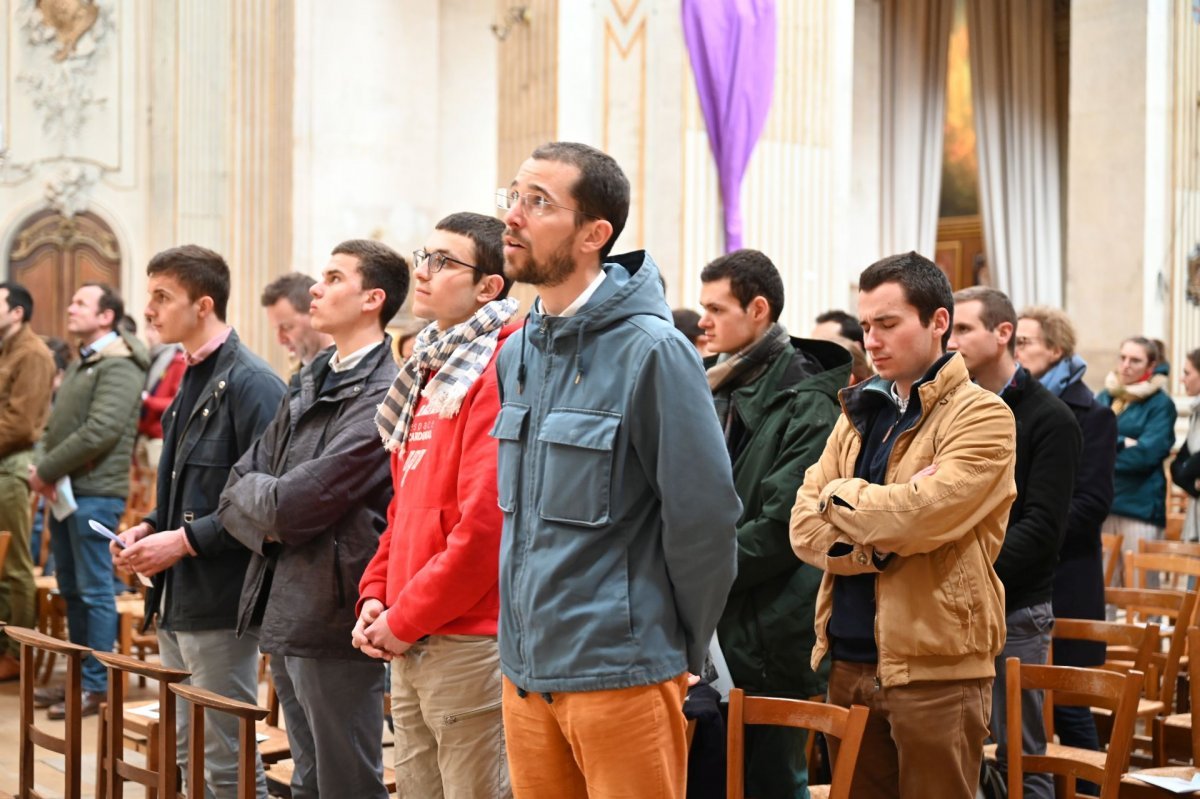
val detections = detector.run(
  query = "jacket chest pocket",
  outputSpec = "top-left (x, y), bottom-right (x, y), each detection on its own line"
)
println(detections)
top-left (536, 409), bottom-right (620, 527)
top-left (490, 403), bottom-right (530, 513)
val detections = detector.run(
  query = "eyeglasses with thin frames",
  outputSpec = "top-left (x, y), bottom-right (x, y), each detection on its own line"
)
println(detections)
top-left (495, 188), bottom-right (599, 219)
top-left (412, 249), bottom-right (485, 275)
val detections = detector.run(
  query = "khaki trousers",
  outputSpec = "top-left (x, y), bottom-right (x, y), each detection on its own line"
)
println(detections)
top-left (0, 451), bottom-right (35, 658)
top-left (827, 660), bottom-right (992, 799)
top-left (502, 674), bottom-right (689, 799)
top-left (391, 635), bottom-right (509, 798)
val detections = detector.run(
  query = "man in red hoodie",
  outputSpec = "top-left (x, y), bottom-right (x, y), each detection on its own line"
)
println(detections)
top-left (354, 211), bottom-right (518, 798)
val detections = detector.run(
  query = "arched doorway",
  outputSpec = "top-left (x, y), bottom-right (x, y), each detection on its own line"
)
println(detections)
top-left (6, 209), bottom-right (122, 341)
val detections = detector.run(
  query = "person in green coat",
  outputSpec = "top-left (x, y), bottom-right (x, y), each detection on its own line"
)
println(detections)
top-left (699, 250), bottom-right (851, 799)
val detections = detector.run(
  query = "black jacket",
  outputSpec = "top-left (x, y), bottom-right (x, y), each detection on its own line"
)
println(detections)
top-left (143, 330), bottom-right (286, 632)
top-left (995, 367), bottom-right (1081, 613)
top-left (220, 340), bottom-right (398, 659)
top-left (1052, 377), bottom-right (1117, 667)
top-left (1170, 431), bottom-right (1200, 498)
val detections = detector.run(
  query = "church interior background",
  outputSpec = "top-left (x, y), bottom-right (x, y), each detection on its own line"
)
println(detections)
top-left (1, 0), bottom-right (1198, 392)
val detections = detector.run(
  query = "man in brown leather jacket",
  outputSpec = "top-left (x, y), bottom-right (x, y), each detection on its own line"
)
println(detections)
top-left (791, 252), bottom-right (1017, 799)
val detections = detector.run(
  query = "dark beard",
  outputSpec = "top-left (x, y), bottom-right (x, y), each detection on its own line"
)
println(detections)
top-left (504, 240), bottom-right (575, 287)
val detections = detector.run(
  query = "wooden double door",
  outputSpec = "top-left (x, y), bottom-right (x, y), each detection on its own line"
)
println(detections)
top-left (7, 209), bottom-right (122, 342)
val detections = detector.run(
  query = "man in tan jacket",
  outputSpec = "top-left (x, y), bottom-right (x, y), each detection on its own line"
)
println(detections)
top-left (0, 282), bottom-right (56, 681)
top-left (790, 252), bottom-right (1016, 799)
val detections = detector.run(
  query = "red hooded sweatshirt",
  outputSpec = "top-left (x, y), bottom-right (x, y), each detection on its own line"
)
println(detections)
top-left (357, 322), bottom-right (517, 642)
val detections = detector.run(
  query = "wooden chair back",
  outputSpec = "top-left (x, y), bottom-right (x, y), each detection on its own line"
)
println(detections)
top-left (4, 625), bottom-right (91, 799)
top-left (93, 651), bottom-right (189, 799)
top-left (1005, 658), bottom-right (1142, 799)
top-left (1124, 550), bottom-right (1200, 596)
top-left (1101, 533), bottom-right (1124, 587)
top-left (0, 531), bottom-right (11, 577)
top-left (170, 683), bottom-right (268, 799)
top-left (1104, 587), bottom-right (1196, 709)
top-left (726, 688), bottom-right (868, 799)
top-left (1165, 482), bottom-right (1190, 541)
top-left (1138, 538), bottom-right (1200, 559)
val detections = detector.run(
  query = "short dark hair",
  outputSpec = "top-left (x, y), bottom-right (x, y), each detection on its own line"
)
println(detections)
top-left (953, 286), bottom-right (1017, 354)
top-left (858, 252), bottom-right (954, 349)
top-left (0, 282), bottom-right (34, 323)
top-left (43, 336), bottom-right (71, 372)
top-left (672, 308), bottom-right (702, 342)
top-left (330, 240), bottom-right (410, 329)
top-left (261, 272), bottom-right (316, 313)
top-left (146, 245), bottom-right (231, 321)
top-left (435, 212), bottom-right (511, 300)
top-left (118, 315), bottom-right (138, 335)
top-left (80, 282), bottom-right (125, 331)
top-left (815, 309), bottom-right (863, 345)
top-left (699, 248), bottom-right (785, 322)
top-left (530, 141), bottom-right (630, 259)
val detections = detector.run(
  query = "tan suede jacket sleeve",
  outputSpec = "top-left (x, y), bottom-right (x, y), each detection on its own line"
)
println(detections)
top-left (791, 393), bottom-right (1015, 565)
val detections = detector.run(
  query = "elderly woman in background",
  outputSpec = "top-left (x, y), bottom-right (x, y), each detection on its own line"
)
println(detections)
top-left (1170, 348), bottom-right (1200, 542)
top-left (1097, 336), bottom-right (1178, 587)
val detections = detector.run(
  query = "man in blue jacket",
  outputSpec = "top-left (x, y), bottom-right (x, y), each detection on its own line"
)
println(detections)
top-left (115, 246), bottom-right (285, 798)
top-left (492, 141), bottom-right (740, 798)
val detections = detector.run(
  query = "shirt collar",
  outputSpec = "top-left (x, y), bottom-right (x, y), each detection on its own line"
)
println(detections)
top-left (80, 330), bottom-right (120, 359)
top-left (540, 269), bottom-right (607, 318)
top-left (329, 340), bottom-right (382, 373)
top-left (186, 326), bottom-right (232, 366)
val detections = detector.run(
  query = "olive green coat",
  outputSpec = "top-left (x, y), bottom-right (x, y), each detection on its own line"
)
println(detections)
top-left (715, 337), bottom-right (850, 697)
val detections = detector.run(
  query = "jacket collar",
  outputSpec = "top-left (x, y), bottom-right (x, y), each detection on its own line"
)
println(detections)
top-left (299, 336), bottom-right (393, 406)
top-left (840, 351), bottom-right (965, 435)
top-left (729, 337), bottom-right (852, 429)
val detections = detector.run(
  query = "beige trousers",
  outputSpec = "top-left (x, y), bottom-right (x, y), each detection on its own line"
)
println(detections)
top-left (390, 634), bottom-right (509, 799)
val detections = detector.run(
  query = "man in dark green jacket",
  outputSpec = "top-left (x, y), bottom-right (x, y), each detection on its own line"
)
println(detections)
top-left (30, 283), bottom-right (148, 718)
top-left (699, 250), bottom-right (850, 799)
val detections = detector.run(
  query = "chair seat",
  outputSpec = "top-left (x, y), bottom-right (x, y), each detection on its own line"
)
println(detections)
top-left (1163, 712), bottom-right (1189, 729)
top-left (1120, 767), bottom-right (1200, 798)
top-left (256, 722), bottom-right (293, 765)
top-left (264, 758), bottom-right (396, 797)
top-left (808, 785), bottom-right (830, 799)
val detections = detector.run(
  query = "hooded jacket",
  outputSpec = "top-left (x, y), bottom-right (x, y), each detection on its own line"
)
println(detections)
top-left (715, 337), bottom-right (850, 698)
top-left (38, 329), bottom-right (149, 497)
top-left (491, 251), bottom-right (740, 693)
top-left (790, 353), bottom-right (1016, 688)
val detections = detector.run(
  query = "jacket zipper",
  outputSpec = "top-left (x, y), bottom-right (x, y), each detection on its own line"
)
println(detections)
top-left (443, 699), bottom-right (503, 725)
top-left (332, 538), bottom-right (345, 608)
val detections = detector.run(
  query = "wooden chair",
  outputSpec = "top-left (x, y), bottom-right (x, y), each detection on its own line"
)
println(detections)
top-left (0, 531), bottom-right (12, 577)
top-left (1005, 657), bottom-right (1143, 799)
top-left (1124, 550), bottom-right (1200, 595)
top-left (114, 591), bottom-right (159, 692)
top-left (93, 651), bottom-right (189, 799)
top-left (1119, 629), bottom-right (1200, 795)
top-left (170, 683), bottom-right (269, 799)
top-left (4, 625), bottom-right (91, 799)
top-left (725, 688), bottom-right (869, 799)
top-left (1164, 481), bottom-right (1190, 541)
top-left (1138, 538), bottom-right (1200, 559)
top-left (1105, 586), bottom-right (1197, 711)
top-left (1102, 533), bottom-right (1124, 587)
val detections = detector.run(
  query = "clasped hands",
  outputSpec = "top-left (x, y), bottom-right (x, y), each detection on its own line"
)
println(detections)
top-left (110, 522), bottom-right (190, 578)
top-left (352, 599), bottom-right (413, 660)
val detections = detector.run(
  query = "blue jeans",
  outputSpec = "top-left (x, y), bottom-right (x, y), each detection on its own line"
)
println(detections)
top-left (49, 495), bottom-right (125, 693)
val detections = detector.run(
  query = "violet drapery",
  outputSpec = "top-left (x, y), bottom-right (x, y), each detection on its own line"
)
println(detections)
top-left (682, 0), bottom-right (777, 252)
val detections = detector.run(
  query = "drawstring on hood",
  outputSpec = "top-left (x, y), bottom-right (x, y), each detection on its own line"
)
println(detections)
top-left (517, 318), bottom-right (528, 394)
top-left (575, 326), bottom-right (586, 384)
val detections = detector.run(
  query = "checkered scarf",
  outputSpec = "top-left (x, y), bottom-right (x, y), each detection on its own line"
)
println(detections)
top-left (375, 298), bottom-right (519, 454)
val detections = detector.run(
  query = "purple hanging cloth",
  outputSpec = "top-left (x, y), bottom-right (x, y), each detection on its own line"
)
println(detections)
top-left (682, 0), bottom-right (777, 252)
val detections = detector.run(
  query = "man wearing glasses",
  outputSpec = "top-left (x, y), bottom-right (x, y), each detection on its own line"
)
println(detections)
top-left (352, 212), bottom-right (518, 797)
top-left (219, 240), bottom-right (408, 799)
top-left (491, 141), bottom-right (740, 797)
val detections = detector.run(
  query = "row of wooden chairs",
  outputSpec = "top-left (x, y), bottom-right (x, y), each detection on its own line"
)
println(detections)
top-left (3, 625), bottom-right (267, 799)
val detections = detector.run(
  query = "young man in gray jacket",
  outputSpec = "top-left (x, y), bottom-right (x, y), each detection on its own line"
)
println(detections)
top-left (493, 141), bottom-right (740, 797)
top-left (219, 240), bottom-right (407, 799)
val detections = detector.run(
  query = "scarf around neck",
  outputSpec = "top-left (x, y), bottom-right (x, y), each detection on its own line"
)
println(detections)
top-left (1104, 370), bottom-right (1167, 416)
top-left (375, 298), bottom-right (518, 455)
top-left (708, 323), bottom-right (790, 431)
top-left (1039, 354), bottom-right (1088, 398)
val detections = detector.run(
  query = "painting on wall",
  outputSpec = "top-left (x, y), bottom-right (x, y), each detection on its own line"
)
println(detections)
top-left (939, 0), bottom-right (978, 219)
